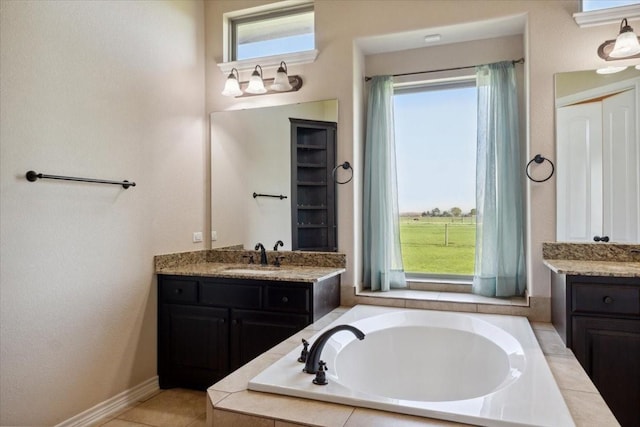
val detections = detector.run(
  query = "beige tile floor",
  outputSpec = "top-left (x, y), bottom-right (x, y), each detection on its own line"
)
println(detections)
top-left (95, 388), bottom-right (206, 427)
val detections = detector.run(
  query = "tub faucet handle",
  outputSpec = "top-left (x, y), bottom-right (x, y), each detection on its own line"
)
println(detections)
top-left (312, 360), bottom-right (328, 385)
top-left (297, 339), bottom-right (309, 363)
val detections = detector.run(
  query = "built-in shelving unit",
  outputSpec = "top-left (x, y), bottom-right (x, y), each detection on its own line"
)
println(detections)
top-left (290, 118), bottom-right (337, 252)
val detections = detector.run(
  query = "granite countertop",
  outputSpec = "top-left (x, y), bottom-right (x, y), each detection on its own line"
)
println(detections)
top-left (156, 262), bottom-right (345, 283)
top-left (542, 242), bottom-right (640, 278)
top-left (154, 248), bottom-right (346, 283)
top-left (542, 259), bottom-right (640, 277)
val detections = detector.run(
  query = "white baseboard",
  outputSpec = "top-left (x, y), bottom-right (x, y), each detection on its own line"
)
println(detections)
top-left (55, 376), bottom-right (159, 427)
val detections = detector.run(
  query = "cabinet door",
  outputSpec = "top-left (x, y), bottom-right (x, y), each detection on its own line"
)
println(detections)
top-left (556, 102), bottom-right (603, 242)
top-left (230, 309), bottom-right (309, 370)
top-left (602, 89), bottom-right (639, 243)
top-left (159, 304), bottom-right (229, 389)
top-left (572, 316), bottom-right (640, 427)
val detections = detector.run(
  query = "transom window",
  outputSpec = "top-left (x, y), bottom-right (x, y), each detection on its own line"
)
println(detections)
top-left (393, 78), bottom-right (477, 279)
top-left (582, 0), bottom-right (640, 11)
top-left (230, 5), bottom-right (314, 61)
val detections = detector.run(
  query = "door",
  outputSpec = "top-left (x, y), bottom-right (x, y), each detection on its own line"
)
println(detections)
top-left (602, 89), bottom-right (639, 243)
top-left (556, 102), bottom-right (603, 241)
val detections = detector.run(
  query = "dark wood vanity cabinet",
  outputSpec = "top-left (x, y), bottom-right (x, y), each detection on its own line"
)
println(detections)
top-left (158, 274), bottom-right (339, 389)
top-left (290, 118), bottom-right (337, 252)
top-left (552, 274), bottom-right (640, 427)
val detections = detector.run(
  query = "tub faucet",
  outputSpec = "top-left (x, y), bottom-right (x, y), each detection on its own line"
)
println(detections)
top-left (303, 325), bottom-right (365, 375)
top-left (254, 243), bottom-right (268, 265)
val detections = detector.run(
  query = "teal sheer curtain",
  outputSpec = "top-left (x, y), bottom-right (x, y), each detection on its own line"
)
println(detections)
top-left (363, 76), bottom-right (407, 291)
top-left (473, 61), bottom-right (526, 297)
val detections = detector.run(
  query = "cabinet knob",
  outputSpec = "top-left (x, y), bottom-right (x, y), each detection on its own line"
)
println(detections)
top-left (603, 296), bottom-right (614, 304)
top-left (174, 288), bottom-right (183, 294)
top-left (281, 296), bottom-right (289, 303)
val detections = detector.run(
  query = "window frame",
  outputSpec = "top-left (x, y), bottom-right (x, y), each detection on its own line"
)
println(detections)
top-left (573, 2), bottom-right (640, 27)
top-left (392, 76), bottom-right (477, 283)
top-left (229, 3), bottom-right (314, 62)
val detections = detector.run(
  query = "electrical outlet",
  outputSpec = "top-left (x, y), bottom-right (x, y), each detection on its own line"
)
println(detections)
top-left (212, 231), bottom-right (218, 241)
top-left (192, 232), bottom-right (203, 243)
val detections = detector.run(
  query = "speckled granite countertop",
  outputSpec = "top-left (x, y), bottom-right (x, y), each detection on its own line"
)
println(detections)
top-left (154, 248), bottom-right (346, 283)
top-left (156, 262), bottom-right (345, 283)
top-left (542, 259), bottom-right (640, 277)
top-left (542, 242), bottom-right (640, 278)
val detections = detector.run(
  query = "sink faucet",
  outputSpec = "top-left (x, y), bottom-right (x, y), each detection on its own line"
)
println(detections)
top-left (273, 240), bottom-right (284, 251)
top-left (254, 243), bottom-right (268, 265)
top-left (303, 325), bottom-right (365, 375)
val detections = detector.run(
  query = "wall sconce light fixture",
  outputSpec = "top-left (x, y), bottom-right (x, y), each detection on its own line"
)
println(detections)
top-left (221, 68), bottom-right (243, 97)
top-left (221, 62), bottom-right (302, 98)
top-left (597, 18), bottom-right (640, 61)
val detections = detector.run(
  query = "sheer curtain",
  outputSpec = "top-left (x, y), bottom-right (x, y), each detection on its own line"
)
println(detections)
top-left (473, 61), bottom-right (526, 297)
top-left (363, 76), bottom-right (406, 291)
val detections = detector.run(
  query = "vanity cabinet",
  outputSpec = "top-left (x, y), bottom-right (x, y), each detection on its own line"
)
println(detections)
top-left (158, 274), bottom-right (340, 389)
top-left (551, 274), bottom-right (640, 427)
top-left (290, 118), bottom-right (337, 251)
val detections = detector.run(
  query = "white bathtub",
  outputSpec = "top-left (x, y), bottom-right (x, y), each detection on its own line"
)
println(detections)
top-left (249, 305), bottom-right (575, 427)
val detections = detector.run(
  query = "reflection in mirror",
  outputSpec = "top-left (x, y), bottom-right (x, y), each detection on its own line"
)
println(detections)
top-left (555, 68), bottom-right (640, 243)
top-left (211, 100), bottom-right (338, 250)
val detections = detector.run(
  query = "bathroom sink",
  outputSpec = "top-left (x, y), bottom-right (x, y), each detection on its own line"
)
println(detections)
top-left (223, 268), bottom-right (279, 275)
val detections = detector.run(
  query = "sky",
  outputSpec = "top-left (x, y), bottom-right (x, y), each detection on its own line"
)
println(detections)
top-left (393, 86), bottom-right (477, 214)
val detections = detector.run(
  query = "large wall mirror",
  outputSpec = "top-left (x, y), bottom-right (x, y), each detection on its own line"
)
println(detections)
top-left (555, 68), bottom-right (640, 243)
top-left (210, 99), bottom-right (338, 250)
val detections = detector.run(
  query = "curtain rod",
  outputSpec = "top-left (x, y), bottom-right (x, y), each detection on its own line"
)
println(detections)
top-left (364, 57), bottom-right (524, 82)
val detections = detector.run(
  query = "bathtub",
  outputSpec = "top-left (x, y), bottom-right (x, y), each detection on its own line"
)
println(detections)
top-left (249, 305), bottom-right (574, 427)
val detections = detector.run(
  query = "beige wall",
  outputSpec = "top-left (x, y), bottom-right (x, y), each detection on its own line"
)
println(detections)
top-left (205, 0), bottom-right (639, 298)
top-left (0, 0), bottom-right (206, 425)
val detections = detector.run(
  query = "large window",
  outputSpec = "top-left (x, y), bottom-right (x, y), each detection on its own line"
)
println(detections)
top-left (230, 5), bottom-right (314, 61)
top-left (393, 79), bottom-right (477, 279)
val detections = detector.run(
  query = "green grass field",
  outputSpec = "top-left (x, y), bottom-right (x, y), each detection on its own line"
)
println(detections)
top-left (399, 217), bottom-right (476, 275)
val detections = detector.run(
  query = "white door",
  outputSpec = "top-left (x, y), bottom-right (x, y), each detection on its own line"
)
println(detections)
top-left (556, 102), bottom-right (603, 242)
top-left (602, 89), bottom-right (639, 243)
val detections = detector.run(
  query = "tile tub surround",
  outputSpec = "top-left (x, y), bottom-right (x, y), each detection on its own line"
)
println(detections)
top-left (154, 249), bottom-right (346, 282)
top-left (206, 307), bottom-right (619, 427)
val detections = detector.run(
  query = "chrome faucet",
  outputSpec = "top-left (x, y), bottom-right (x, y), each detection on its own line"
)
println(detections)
top-left (303, 325), bottom-right (365, 375)
top-left (254, 242), bottom-right (268, 265)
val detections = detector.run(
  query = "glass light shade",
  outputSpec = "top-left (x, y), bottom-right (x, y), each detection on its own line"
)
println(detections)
top-left (245, 67), bottom-right (266, 94)
top-left (271, 69), bottom-right (293, 91)
top-left (596, 65), bottom-right (628, 74)
top-left (610, 28), bottom-right (640, 58)
top-left (221, 75), bottom-right (242, 97)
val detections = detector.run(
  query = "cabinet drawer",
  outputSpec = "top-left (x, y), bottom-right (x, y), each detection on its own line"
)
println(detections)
top-left (572, 284), bottom-right (640, 316)
top-left (160, 278), bottom-right (198, 304)
top-left (264, 285), bottom-right (310, 313)
top-left (201, 282), bottom-right (261, 309)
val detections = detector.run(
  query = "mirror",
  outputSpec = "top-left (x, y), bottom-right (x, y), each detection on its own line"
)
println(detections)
top-left (555, 68), bottom-right (640, 243)
top-left (211, 99), bottom-right (338, 250)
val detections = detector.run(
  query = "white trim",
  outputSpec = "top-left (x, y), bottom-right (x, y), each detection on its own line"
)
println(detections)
top-left (217, 49), bottom-right (318, 77)
top-left (573, 4), bottom-right (640, 28)
top-left (55, 376), bottom-right (159, 427)
top-left (555, 76), bottom-right (639, 107)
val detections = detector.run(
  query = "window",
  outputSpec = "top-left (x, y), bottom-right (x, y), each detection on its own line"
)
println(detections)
top-left (574, 0), bottom-right (640, 27)
top-left (393, 78), bottom-right (477, 279)
top-left (230, 5), bottom-right (314, 61)
top-left (582, 0), bottom-right (639, 12)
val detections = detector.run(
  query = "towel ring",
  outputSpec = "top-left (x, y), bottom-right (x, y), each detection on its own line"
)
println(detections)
top-left (526, 154), bottom-right (554, 183)
top-left (332, 161), bottom-right (353, 184)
